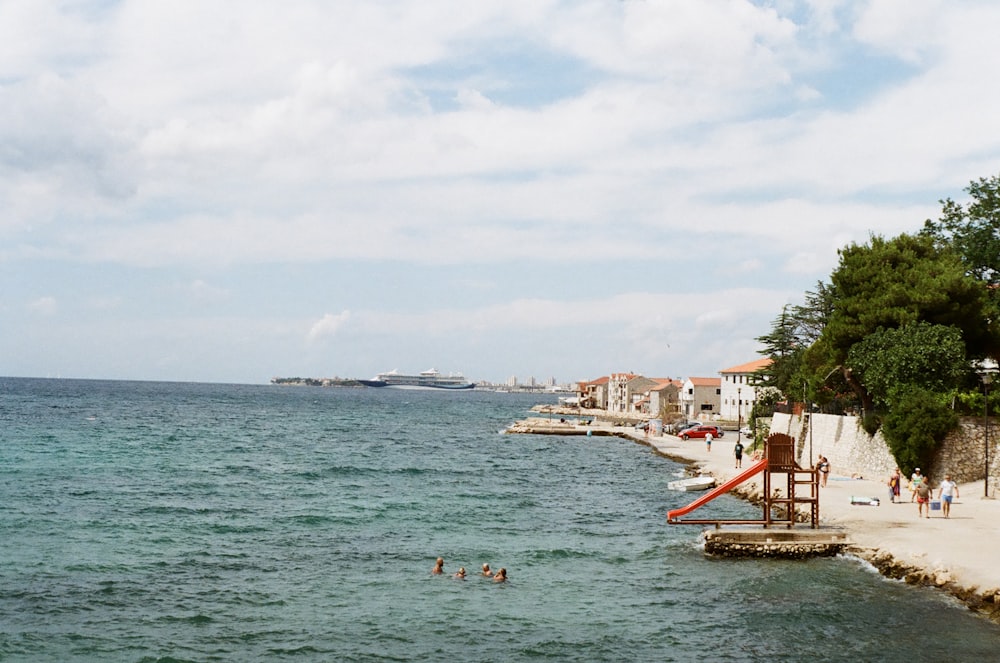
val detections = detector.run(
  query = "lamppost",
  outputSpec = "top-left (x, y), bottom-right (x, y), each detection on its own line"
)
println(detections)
top-left (803, 381), bottom-right (812, 467)
top-left (809, 401), bottom-right (814, 469)
top-left (984, 372), bottom-right (993, 498)
top-left (737, 386), bottom-right (742, 445)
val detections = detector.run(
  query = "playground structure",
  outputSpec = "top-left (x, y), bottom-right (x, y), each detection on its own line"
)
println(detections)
top-left (667, 433), bottom-right (820, 528)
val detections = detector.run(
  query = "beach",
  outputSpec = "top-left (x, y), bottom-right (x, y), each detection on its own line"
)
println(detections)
top-left (645, 425), bottom-right (1000, 620)
top-left (513, 413), bottom-right (1000, 622)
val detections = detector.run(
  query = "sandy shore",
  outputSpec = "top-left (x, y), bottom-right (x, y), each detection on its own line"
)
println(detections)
top-left (636, 426), bottom-right (1000, 622)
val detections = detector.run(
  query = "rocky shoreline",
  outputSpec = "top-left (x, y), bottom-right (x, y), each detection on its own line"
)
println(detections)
top-left (851, 548), bottom-right (1000, 623)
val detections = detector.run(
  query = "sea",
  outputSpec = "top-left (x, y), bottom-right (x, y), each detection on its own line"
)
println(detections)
top-left (1, 377), bottom-right (998, 662)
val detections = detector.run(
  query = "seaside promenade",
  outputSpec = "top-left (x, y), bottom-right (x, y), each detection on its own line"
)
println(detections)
top-left (509, 414), bottom-right (1000, 622)
top-left (644, 425), bottom-right (1000, 621)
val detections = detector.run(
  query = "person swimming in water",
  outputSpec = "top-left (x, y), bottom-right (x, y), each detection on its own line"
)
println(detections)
top-left (453, 567), bottom-right (466, 579)
top-left (481, 563), bottom-right (493, 577)
top-left (431, 557), bottom-right (444, 575)
top-left (493, 568), bottom-right (507, 583)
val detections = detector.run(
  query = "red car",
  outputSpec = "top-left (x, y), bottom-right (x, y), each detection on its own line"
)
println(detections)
top-left (681, 425), bottom-right (724, 440)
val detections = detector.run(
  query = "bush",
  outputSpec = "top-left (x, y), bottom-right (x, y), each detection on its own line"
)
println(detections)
top-left (880, 387), bottom-right (958, 473)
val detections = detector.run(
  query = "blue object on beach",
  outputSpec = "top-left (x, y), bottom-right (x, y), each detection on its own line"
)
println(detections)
top-left (931, 500), bottom-right (941, 510)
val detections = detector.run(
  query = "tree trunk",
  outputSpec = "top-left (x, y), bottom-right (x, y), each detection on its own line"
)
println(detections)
top-left (842, 366), bottom-right (875, 416)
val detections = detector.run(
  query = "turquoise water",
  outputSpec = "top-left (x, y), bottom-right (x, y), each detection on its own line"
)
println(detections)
top-left (1, 378), bottom-right (997, 662)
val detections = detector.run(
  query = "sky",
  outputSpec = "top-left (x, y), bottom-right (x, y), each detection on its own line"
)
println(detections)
top-left (2, 0), bottom-right (1000, 386)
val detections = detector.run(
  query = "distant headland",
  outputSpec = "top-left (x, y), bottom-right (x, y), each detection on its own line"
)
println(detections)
top-left (270, 377), bottom-right (364, 387)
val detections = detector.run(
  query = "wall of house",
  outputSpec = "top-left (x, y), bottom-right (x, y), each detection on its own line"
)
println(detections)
top-left (769, 412), bottom-right (999, 495)
top-left (719, 374), bottom-right (759, 420)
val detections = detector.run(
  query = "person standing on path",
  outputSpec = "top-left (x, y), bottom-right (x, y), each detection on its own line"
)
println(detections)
top-left (734, 440), bottom-right (743, 468)
top-left (705, 432), bottom-right (712, 452)
top-left (915, 479), bottom-right (932, 518)
top-left (817, 456), bottom-right (830, 487)
top-left (888, 468), bottom-right (902, 503)
top-left (938, 474), bottom-right (959, 518)
top-left (910, 468), bottom-right (924, 502)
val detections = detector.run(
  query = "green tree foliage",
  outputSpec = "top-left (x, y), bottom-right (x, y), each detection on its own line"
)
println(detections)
top-left (922, 173), bottom-right (1000, 286)
top-left (846, 322), bottom-right (968, 409)
top-left (922, 174), bottom-right (1000, 357)
top-left (757, 283), bottom-right (838, 403)
top-left (757, 176), bottom-right (1000, 471)
top-left (880, 387), bottom-right (958, 475)
top-left (791, 281), bottom-right (836, 345)
top-left (755, 305), bottom-right (802, 397)
top-left (814, 233), bottom-right (992, 412)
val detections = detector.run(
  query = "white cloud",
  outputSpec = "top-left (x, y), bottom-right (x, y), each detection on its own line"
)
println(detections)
top-left (308, 311), bottom-right (352, 342)
top-left (2, 1), bottom-right (1000, 383)
top-left (188, 279), bottom-right (229, 302)
top-left (28, 296), bottom-right (57, 316)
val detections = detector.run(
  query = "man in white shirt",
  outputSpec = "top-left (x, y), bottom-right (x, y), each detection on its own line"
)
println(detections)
top-left (937, 474), bottom-right (959, 518)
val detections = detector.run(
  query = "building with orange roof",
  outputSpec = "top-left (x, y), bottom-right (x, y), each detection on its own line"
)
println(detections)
top-left (720, 357), bottom-right (773, 421)
top-left (647, 378), bottom-right (683, 419)
top-left (680, 376), bottom-right (721, 419)
top-left (608, 372), bottom-right (661, 414)
top-left (576, 376), bottom-right (609, 410)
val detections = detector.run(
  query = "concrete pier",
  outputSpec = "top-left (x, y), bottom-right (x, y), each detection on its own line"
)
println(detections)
top-left (702, 529), bottom-right (851, 559)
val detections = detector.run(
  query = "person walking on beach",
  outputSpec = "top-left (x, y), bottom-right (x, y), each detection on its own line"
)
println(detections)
top-left (938, 474), bottom-right (959, 518)
top-left (817, 456), bottom-right (830, 487)
top-left (431, 557), bottom-right (445, 575)
top-left (888, 468), bottom-right (902, 503)
top-left (705, 432), bottom-right (713, 452)
top-left (733, 440), bottom-right (744, 468)
top-left (915, 479), bottom-right (932, 518)
top-left (910, 468), bottom-right (924, 502)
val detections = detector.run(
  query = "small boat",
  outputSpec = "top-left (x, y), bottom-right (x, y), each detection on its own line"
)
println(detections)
top-left (668, 476), bottom-right (716, 492)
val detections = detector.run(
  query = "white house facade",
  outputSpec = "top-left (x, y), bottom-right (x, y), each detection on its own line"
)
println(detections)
top-left (679, 377), bottom-right (721, 418)
top-left (719, 358), bottom-right (772, 422)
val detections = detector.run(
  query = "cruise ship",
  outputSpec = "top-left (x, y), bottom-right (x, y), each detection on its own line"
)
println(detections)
top-left (358, 368), bottom-right (475, 390)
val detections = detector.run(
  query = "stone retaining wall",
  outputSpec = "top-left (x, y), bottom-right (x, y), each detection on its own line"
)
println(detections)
top-left (770, 412), bottom-right (999, 492)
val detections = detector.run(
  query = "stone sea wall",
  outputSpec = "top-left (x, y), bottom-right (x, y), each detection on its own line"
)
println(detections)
top-left (770, 412), bottom-right (998, 492)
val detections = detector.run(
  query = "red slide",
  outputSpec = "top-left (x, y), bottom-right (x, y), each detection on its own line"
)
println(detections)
top-left (667, 458), bottom-right (768, 522)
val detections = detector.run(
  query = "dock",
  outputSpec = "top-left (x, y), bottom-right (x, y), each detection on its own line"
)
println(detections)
top-left (702, 529), bottom-right (851, 559)
top-left (504, 416), bottom-right (625, 436)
